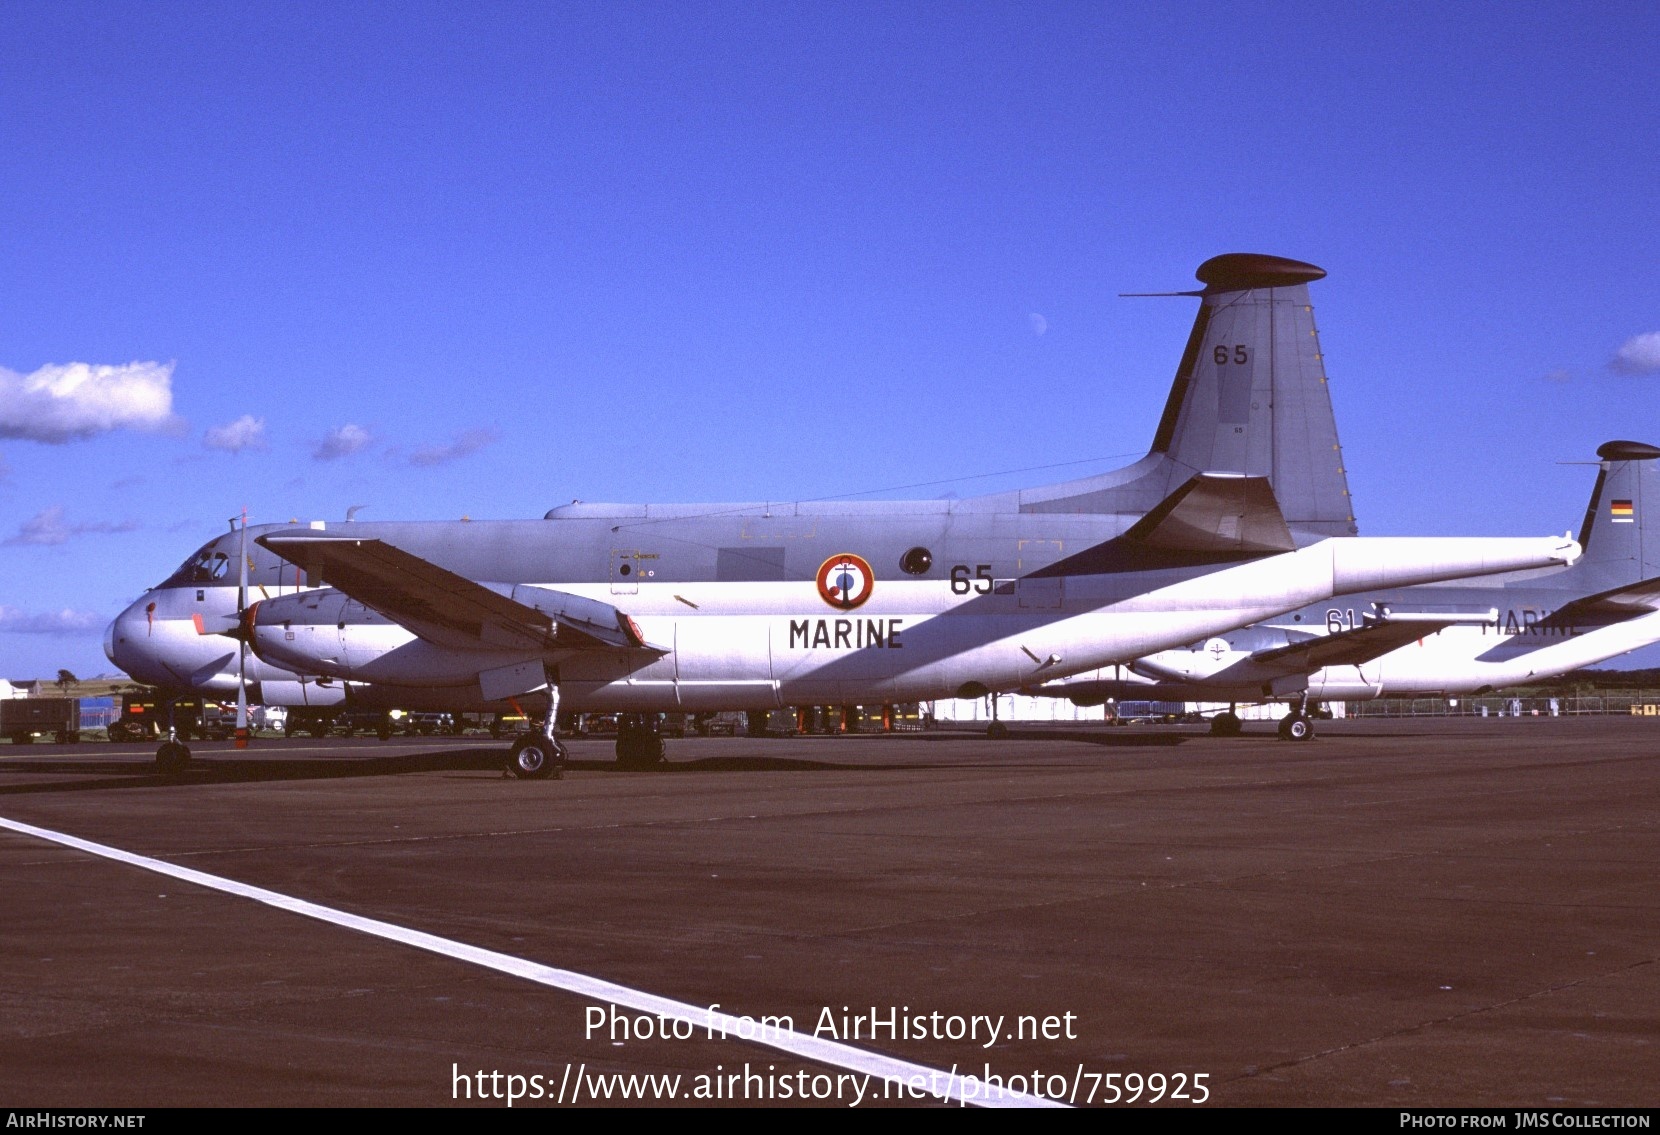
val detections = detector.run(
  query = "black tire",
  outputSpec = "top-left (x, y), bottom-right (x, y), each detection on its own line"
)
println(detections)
top-left (377, 721), bottom-right (392, 741)
top-left (1279, 715), bottom-right (1314, 742)
top-left (1210, 712), bottom-right (1243, 737)
top-left (508, 735), bottom-right (561, 780)
top-left (615, 735), bottom-right (666, 768)
top-left (155, 741), bottom-right (191, 773)
top-left (986, 721), bottom-right (1009, 740)
top-left (309, 723), bottom-right (328, 739)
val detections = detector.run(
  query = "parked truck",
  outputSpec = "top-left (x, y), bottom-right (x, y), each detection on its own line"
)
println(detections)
top-left (2, 697), bottom-right (80, 744)
top-left (106, 691), bottom-right (232, 742)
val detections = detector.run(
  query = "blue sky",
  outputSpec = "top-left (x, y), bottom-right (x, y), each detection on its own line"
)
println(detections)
top-left (3, 1), bottom-right (1658, 679)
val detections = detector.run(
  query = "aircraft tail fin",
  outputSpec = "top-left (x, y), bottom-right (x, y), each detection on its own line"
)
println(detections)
top-left (1571, 441), bottom-right (1660, 589)
top-left (1017, 253), bottom-right (1357, 543)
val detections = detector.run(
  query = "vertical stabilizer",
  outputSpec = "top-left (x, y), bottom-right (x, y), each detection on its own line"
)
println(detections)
top-left (1156, 254), bottom-right (1355, 536)
top-left (1017, 253), bottom-right (1357, 541)
top-left (1573, 441), bottom-right (1660, 589)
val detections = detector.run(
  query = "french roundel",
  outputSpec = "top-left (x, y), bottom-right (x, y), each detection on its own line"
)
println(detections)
top-left (816, 553), bottom-right (875, 610)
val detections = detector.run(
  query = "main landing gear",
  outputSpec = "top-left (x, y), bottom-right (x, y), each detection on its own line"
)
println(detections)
top-left (615, 714), bottom-right (667, 769)
top-left (505, 680), bottom-right (566, 780)
top-left (1209, 710), bottom-right (1243, 737)
top-left (1207, 700), bottom-right (1318, 741)
top-left (1277, 713), bottom-right (1315, 742)
top-left (1277, 693), bottom-right (1317, 742)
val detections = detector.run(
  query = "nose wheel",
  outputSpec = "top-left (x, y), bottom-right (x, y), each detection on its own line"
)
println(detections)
top-left (155, 740), bottom-right (192, 773)
top-left (153, 696), bottom-right (193, 773)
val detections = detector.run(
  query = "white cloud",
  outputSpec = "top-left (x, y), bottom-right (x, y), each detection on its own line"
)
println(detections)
top-left (1028, 313), bottom-right (1048, 336)
top-left (0, 361), bottom-right (177, 442)
top-left (203, 414), bottom-right (268, 453)
top-left (1610, 332), bottom-right (1660, 375)
top-left (0, 604), bottom-right (105, 635)
top-left (410, 427), bottom-right (498, 467)
top-left (1542, 368), bottom-right (1572, 384)
top-left (313, 423), bottom-right (373, 461)
top-left (4, 505), bottom-right (140, 546)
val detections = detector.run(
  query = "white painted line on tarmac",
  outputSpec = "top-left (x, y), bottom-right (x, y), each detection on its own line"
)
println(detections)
top-left (0, 813), bottom-right (1062, 1108)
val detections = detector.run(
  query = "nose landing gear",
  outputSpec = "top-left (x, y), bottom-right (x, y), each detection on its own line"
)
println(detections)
top-left (154, 698), bottom-right (191, 773)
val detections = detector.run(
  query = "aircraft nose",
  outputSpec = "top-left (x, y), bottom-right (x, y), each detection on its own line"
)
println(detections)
top-left (106, 594), bottom-right (164, 681)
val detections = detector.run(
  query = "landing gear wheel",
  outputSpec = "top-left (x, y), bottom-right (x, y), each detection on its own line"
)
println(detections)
top-left (986, 721), bottom-right (1009, 740)
top-left (155, 741), bottom-right (192, 773)
top-left (508, 734), bottom-right (563, 780)
top-left (615, 734), bottom-right (666, 769)
top-left (1210, 712), bottom-right (1243, 737)
top-left (1277, 715), bottom-right (1314, 742)
top-left (614, 715), bottom-right (667, 769)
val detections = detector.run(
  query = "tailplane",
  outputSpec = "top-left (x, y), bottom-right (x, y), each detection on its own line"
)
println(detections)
top-left (1013, 253), bottom-right (1357, 543)
top-left (1571, 440), bottom-right (1660, 590)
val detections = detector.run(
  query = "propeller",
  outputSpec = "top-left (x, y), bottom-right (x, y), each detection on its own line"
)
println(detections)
top-left (235, 509), bottom-right (250, 749)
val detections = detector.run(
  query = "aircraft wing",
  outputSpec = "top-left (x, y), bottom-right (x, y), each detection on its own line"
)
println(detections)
top-left (1542, 576), bottom-right (1660, 626)
top-left (1244, 610), bottom-right (1494, 673)
top-left (257, 534), bottom-right (658, 654)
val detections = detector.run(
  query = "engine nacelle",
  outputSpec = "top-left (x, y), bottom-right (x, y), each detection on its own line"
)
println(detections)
top-left (248, 589), bottom-right (543, 688)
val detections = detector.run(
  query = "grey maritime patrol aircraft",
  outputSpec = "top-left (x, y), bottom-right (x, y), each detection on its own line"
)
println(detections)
top-left (1031, 441), bottom-right (1660, 738)
top-left (105, 253), bottom-right (1578, 775)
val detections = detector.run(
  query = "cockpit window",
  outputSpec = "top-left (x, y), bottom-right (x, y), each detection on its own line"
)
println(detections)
top-left (162, 549), bottom-right (232, 587)
top-left (154, 529), bottom-right (306, 590)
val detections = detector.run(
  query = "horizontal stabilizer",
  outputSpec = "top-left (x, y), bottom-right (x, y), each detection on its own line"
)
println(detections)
top-left (258, 534), bottom-right (660, 654)
top-left (1542, 576), bottom-right (1660, 627)
top-left (1121, 473), bottom-right (1295, 555)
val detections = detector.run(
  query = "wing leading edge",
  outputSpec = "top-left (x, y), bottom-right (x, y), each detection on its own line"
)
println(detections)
top-left (1236, 611), bottom-right (1494, 675)
top-left (256, 534), bottom-right (660, 654)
